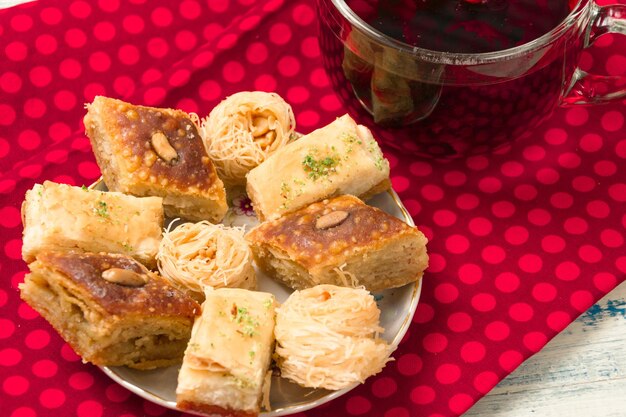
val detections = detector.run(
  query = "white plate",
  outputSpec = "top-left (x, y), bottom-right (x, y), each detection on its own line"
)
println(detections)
top-left (93, 181), bottom-right (422, 416)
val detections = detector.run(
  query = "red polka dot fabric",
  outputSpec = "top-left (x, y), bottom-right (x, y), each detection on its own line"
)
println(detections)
top-left (1, 1), bottom-right (625, 416)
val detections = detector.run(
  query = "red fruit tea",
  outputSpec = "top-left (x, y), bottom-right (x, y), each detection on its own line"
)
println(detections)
top-left (318, 0), bottom-right (583, 157)
top-left (352, 0), bottom-right (573, 54)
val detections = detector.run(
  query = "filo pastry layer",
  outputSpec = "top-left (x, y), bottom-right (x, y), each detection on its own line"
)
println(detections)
top-left (22, 181), bottom-right (163, 269)
top-left (177, 288), bottom-right (276, 417)
top-left (19, 251), bottom-right (199, 369)
top-left (246, 114), bottom-right (390, 221)
top-left (84, 96), bottom-right (227, 223)
top-left (246, 195), bottom-right (428, 293)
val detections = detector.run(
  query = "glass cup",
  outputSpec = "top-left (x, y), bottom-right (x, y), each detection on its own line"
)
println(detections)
top-left (317, 0), bottom-right (626, 158)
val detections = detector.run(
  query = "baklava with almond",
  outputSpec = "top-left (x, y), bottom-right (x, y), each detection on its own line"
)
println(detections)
top-left (84, 96), bottom-right (228, 223)
top-left (19, 251), bottom-right (200, 369)
top-left (245, 195), bottom-right (428, 292)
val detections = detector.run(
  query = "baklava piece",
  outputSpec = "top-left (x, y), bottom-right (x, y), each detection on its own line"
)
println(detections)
top-left (19, 251), bottom-right (200, 369)
top-left (177, 288), bottom-right (276, 417)
top-left (246, 195), bottom-right (428, 293)
top-left (22, 181), bottom-right (163, 269)
top-left (245, 114), bottom-right (391, 221)
top-left (84, 96), bottom-right (228, 223)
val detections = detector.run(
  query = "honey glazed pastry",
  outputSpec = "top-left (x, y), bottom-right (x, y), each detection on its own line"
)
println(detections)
top-left (19, 251), bottom-right (200, 370)
top-left (274, 284), bottom-right (392, 390)
top-left (157, 221), bottom-right (256, 303)
top-left (84, 95), bottom-right (228, 223)
top-left (246, 194), bottom-right (428, 293)
top-left (200, 91), bottom-right (296, 186)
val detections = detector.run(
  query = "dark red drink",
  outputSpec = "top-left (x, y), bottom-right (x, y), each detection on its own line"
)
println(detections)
top-left (353, 0), bottom-right (573, 54)
top-left (318, 0), bottom-right (584, 157)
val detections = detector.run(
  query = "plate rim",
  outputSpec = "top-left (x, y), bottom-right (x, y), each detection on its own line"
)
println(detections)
top-left (92, 180), bottom-right (423, 416)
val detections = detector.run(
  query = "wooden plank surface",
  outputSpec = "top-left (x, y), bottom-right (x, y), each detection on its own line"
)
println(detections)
top-left (0, 0), bottom-right (34, 8)
top-left (466, 281), bottom-right (626, 417)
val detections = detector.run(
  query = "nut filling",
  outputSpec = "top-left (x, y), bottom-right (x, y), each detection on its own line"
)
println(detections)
top-left (251, 116), bottom-right (270, 137)
top-left (315, 210), bottom-right (349, 230)
top-left (102, 268), bottom-right (149, 287)
top-left (251, 112), bottom-right (277, 150)
top-left (151, 131), bottom-right (178, 164)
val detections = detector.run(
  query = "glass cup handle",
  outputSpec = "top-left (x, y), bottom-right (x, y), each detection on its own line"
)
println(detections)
top-left (561, 2), bottom-right (626, 105)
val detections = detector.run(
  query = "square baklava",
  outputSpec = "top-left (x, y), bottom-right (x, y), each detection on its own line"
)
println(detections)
top-left (84, 96), bottom-right (228, 222)
top-left (177, 288), bottom-right (276, 417)
top-left (22, 181), bottom-right (163, 269)
top-left (19, 251), bottom-right (200, 369)
top-left (246, 195), bottom-right (428, 292)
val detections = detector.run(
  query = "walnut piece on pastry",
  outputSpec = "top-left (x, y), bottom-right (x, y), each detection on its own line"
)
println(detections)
top-left (245, 194), bottom-right (428, 293)
top-left (176, 288), bottom-right (276, 417)
top-left (22, 181), bottom-right (163, 269)
top-left (245, 114), bottom-right (391, 221)
top-left (84, 95), bottom-right (227, 223)
top-left (19, 251), bottom-right (200, 370)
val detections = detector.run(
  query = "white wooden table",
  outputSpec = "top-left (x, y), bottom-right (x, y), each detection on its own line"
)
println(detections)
top-left (0, 0), bottom-right (32, 7)
top-left (466, 281), bottom-right (626, 417)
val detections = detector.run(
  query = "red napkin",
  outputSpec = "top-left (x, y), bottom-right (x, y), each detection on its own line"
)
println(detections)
top-left (1, 1), bottom-right (624, 416)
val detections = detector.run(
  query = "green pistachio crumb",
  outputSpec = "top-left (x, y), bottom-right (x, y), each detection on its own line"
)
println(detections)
top-left (94, 201), bottom-right (109, 218)
top-left (280, 181), bottom-right (291, 200)
top-left (231, 305), bottom-right (259, 337)
top-left (302, 154), bottom-right (340, 180)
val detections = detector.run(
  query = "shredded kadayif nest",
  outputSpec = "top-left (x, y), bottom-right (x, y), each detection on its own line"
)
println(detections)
top-left (200, 91), bottom-right (296, 186)
top-left (157, 220), bottom-right (256, 302)
top-left (274, 285), bottom-right (393, 390)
